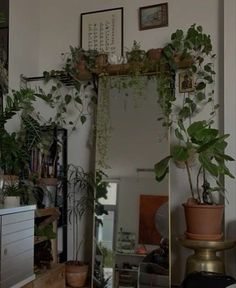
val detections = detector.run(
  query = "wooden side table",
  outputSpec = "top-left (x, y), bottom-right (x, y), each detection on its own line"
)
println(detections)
top-left (177, 236), bottom-right (236, 275)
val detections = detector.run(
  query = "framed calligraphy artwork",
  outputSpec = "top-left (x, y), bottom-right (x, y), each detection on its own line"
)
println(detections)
top-left (80, 7), bottom-right (123, 57)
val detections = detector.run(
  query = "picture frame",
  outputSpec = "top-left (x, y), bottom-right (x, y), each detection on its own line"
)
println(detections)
top-left (80, 7), bottom-right (123, 57)
top-left (139, 195), bottom-right (168, 245)
top-left (139, 3), bottom-right (168, 30)
top-left (179, 71), bottom-right (195, 93)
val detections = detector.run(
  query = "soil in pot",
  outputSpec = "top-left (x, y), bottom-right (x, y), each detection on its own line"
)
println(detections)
top-left (66, 261), bottom-right (88, 288)
top-left (183, 200), bottom-right (224, 241)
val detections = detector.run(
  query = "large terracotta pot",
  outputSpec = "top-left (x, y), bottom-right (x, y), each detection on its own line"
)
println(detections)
top-left (66, 261), bottom-right (88, 288)
top-left (183, 203), bottom-right (224, 240)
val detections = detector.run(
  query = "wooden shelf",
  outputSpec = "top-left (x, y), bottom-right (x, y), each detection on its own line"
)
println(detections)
top-left (116, 251), bottom-right (147, 257)
top-left (75, 58), bottom-right (192, 81)
top-left (35, 207), bottom-right (60, 218)
top-left (34, 235), bottom-right (48, 245)
top-left (115, 268), bottom-right (138, 273)
top-left (35, 207), bottom-right (61, 265)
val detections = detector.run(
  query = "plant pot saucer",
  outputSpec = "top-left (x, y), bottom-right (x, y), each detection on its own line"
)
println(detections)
top-left (185, 231), bottom-right (223, 241)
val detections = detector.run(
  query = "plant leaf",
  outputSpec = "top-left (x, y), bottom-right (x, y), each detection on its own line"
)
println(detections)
top-left (154, 156), bottom-right (171, 182)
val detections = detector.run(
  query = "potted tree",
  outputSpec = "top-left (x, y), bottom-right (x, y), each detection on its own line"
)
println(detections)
top-left (65, 165), bottom-right (109, 287)
top-left (154, 24), bottom-right (234, 240)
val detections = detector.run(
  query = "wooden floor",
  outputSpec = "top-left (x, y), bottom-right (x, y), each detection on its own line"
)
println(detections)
top-left (23, 263), bottom-right (65, 288)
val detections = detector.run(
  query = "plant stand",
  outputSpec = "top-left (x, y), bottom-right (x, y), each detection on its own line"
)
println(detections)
top-left (177, 236), bottom-right (236, 275)
top-left (35, 207), bottom-right (61, 265)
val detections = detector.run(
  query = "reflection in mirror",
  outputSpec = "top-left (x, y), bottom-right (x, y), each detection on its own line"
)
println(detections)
top-left (93, 76), bottom-right (170, 288)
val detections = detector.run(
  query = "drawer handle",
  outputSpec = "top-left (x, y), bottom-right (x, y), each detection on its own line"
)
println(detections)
top-left (4, 248), bottom-right (7, 256)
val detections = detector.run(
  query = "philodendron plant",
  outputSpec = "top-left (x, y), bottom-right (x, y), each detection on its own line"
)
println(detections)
top-left (154, 24), bottom-right (234, 204)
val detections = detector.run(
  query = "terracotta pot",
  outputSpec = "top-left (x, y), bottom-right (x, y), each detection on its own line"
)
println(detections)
top-left (76, 60), bottom-right (92, 81)
top-left (95, 54), bottom-right (108, 67)
top-left (66, 261), bottom-right (88, 288)
top-left (147, 48), bottom-right (163, 61)
top-left (183, 203), bottom-right (224, 240)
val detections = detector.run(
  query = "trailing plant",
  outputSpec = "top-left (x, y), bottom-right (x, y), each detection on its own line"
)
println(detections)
top-left (41, 46), bottom-right (99, 130)
top-left (154, 24), bottom-right (234, 204)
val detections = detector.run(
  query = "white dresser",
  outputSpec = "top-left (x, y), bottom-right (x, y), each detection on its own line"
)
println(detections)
top-left (0, 205), bottom-right (36, 288)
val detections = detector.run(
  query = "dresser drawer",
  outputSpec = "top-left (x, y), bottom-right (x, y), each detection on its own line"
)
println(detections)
top-left (2, 219), bottom-right (34, 235)
top-left (1, 250), bottom-right (34, 281)
top-left (2, 210), bottom-right (34, 225)
top-left (2, 227), bottom-right (34, 245)
top-left (1, 236), bottom-right (34, 259)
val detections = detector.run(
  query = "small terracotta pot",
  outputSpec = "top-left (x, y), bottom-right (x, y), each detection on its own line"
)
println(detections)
top-left (76, 60), bottom-right (92, 80)
top-left (183, 202), bottom-right (224, 240)
top-left (95, 54), bottom-right (108, 67)
top-left (66, 261), bottom-right (88, 288)
top-left (147, 48), bottom-right (163, 61)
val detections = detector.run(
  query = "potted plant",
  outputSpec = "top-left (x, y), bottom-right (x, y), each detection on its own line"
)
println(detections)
top-left (154, 24), bottom-right (234, 240)
top-left (65, 165), bottom-right (109, 287)
top-left (0, 88), bottom-right (54, 206)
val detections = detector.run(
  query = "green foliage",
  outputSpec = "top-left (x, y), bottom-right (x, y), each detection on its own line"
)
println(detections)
top-left (42, 69), bottom-right (97, 129)
top-left (0, 12), bottom-right (5, 24)
top-left (35, 224), bottom-right (56, 240)
top-left (99, 244), bottom-right (114, 268)
top-left (0, 88), bottom-right (42, 175)
top-left (126, 40), bottom-right (146, 63)
top-left (157, 24), bottom-right (216, 127)
top-left (67, 165), bottom-right (108, 222)
top-left (154, 24), bottom-right (234, 204)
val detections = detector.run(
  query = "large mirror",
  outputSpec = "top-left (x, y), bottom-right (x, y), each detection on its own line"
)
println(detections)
top-left (92, 75), bottom-right (170, 288)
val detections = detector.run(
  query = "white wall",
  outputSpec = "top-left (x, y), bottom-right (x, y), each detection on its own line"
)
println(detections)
top-left (8, 0), bottom-right (222, 284)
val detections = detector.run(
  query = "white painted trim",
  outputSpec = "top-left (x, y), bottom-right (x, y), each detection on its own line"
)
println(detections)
top-left (10, 274), bottom-right (35, 288)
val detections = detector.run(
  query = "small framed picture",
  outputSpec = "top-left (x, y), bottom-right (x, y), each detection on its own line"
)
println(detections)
top-left (179, 72), bottom-right (195, 93)
top-left (139, 3), bottom-right (168, 30)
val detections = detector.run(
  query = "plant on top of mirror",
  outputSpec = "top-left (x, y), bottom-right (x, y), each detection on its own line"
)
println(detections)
top-left (154, 24), bottom-right (234, 205)
top-left (126, 40), bottom-right (146, 64)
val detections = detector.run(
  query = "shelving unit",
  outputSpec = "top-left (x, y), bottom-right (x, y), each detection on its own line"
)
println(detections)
top-left (115, 252), bottom-right (147, 288)
top-left (31, 126), bottom-right (68, 263)
top-left (35, 207), bottom-right (61, 265)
